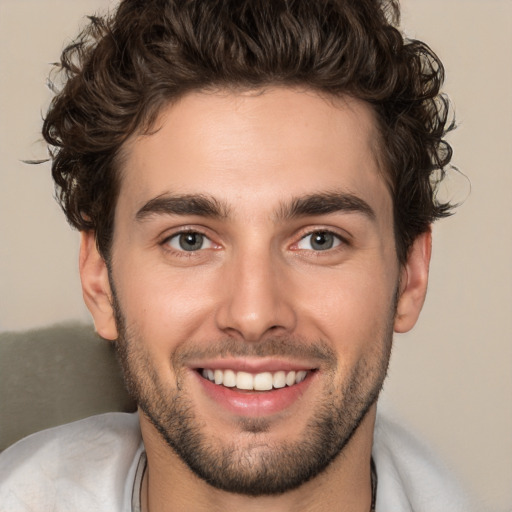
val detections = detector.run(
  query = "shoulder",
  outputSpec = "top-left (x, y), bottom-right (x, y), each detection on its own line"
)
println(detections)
top-left (372, 407), bottom-right (480, 512)
top-left (0, 412), bottom-right (143, 512)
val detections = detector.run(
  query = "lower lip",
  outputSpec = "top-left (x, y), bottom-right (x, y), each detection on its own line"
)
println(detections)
top-left (194, 371), bottom-right (315, 417)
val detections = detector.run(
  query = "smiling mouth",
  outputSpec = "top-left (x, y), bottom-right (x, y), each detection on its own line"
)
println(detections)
top-left (199, 368), bottom-right (313, 391)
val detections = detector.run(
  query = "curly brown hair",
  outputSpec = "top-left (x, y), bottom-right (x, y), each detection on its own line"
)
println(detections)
top-left (43, 0), bottom-right (454, 264)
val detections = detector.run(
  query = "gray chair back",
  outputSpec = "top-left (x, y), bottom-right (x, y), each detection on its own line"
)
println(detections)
top-left (0, 323), bottom-right (135, 451)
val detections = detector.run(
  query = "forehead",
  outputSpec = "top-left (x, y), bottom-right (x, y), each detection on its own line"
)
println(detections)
top-left (117, 87), bottom-right (391, 225)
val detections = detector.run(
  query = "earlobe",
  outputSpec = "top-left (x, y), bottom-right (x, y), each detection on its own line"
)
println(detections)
top-left (394, 229), bottom-right (432, 334)
top-left (79, 231), bottom-right (118, 340)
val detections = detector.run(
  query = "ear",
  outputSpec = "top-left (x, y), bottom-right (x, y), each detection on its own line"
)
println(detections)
top-left (394, 229), bottom-right (432, 333)
top-left (79, 231), bottom-right (118, 340)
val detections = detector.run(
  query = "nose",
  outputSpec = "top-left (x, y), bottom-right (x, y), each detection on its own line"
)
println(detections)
top-left (215, 248), bottom-right (297, 342)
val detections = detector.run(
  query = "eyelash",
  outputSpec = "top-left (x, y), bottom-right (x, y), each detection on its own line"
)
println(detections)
top-left (160, 227), bottom-right (349, 257)
top-left (293, 229), bottom-right (349, 253)
top-left (160, 229), bottom-right (217, 256)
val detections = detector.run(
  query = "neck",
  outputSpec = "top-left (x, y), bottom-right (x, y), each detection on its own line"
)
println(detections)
top-left (139, 406), bottom-right (377, 512)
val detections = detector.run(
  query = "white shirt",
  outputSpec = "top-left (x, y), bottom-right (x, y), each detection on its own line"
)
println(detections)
top-left (0, 411), bottom-right (478, 511)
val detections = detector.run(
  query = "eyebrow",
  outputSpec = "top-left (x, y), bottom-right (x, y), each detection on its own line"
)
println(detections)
top-left (136, 194), bottom-right (230, 221)
top-left (135, 190), bottom-right (375, 223)
top-left (277, 192), bottom-right (376, 221)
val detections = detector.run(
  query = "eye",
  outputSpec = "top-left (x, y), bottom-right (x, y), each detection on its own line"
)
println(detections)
top-left (166, 232), bottom-right (215, 252)
top-left (296, 231), bottom-right (342, 251)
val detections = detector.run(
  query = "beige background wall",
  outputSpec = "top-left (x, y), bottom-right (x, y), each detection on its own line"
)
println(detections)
top-left (1, 1), bottom-right (510, 510)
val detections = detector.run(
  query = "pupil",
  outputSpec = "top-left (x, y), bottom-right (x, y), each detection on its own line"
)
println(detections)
top-left (179, 233), bottom-right (203, 251)
top-left (312, 232), bottom-right (333, 250)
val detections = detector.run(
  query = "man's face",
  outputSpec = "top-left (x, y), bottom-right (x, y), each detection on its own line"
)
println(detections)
top-left (83, 88), bottom-right (426, 495)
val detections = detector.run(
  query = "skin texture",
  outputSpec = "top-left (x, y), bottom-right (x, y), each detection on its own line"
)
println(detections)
top-left (80, 88), bottom-right (431, 512)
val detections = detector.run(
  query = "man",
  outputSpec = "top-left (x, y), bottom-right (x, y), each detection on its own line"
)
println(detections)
top-left (0, 0), bottom-right (476, 510)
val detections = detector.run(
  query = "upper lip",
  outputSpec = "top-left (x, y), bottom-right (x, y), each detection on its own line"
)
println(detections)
top-left (189, 357), bottom-right (317, 373)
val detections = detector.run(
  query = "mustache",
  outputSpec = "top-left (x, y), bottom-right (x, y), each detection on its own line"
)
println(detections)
top-left (171, 336), bottom-right (338, 369)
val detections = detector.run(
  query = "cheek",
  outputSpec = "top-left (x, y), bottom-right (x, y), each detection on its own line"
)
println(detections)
top-left (111, 243), bottom-right (398, 364)
top-left (293, 263), bottom-right (397, 353)
top-left (112, 259), bottom-right (220, 351)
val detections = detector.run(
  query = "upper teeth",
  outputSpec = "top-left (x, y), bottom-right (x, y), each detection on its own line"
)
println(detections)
top-left (201, 369), bottom-right (308, 391)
